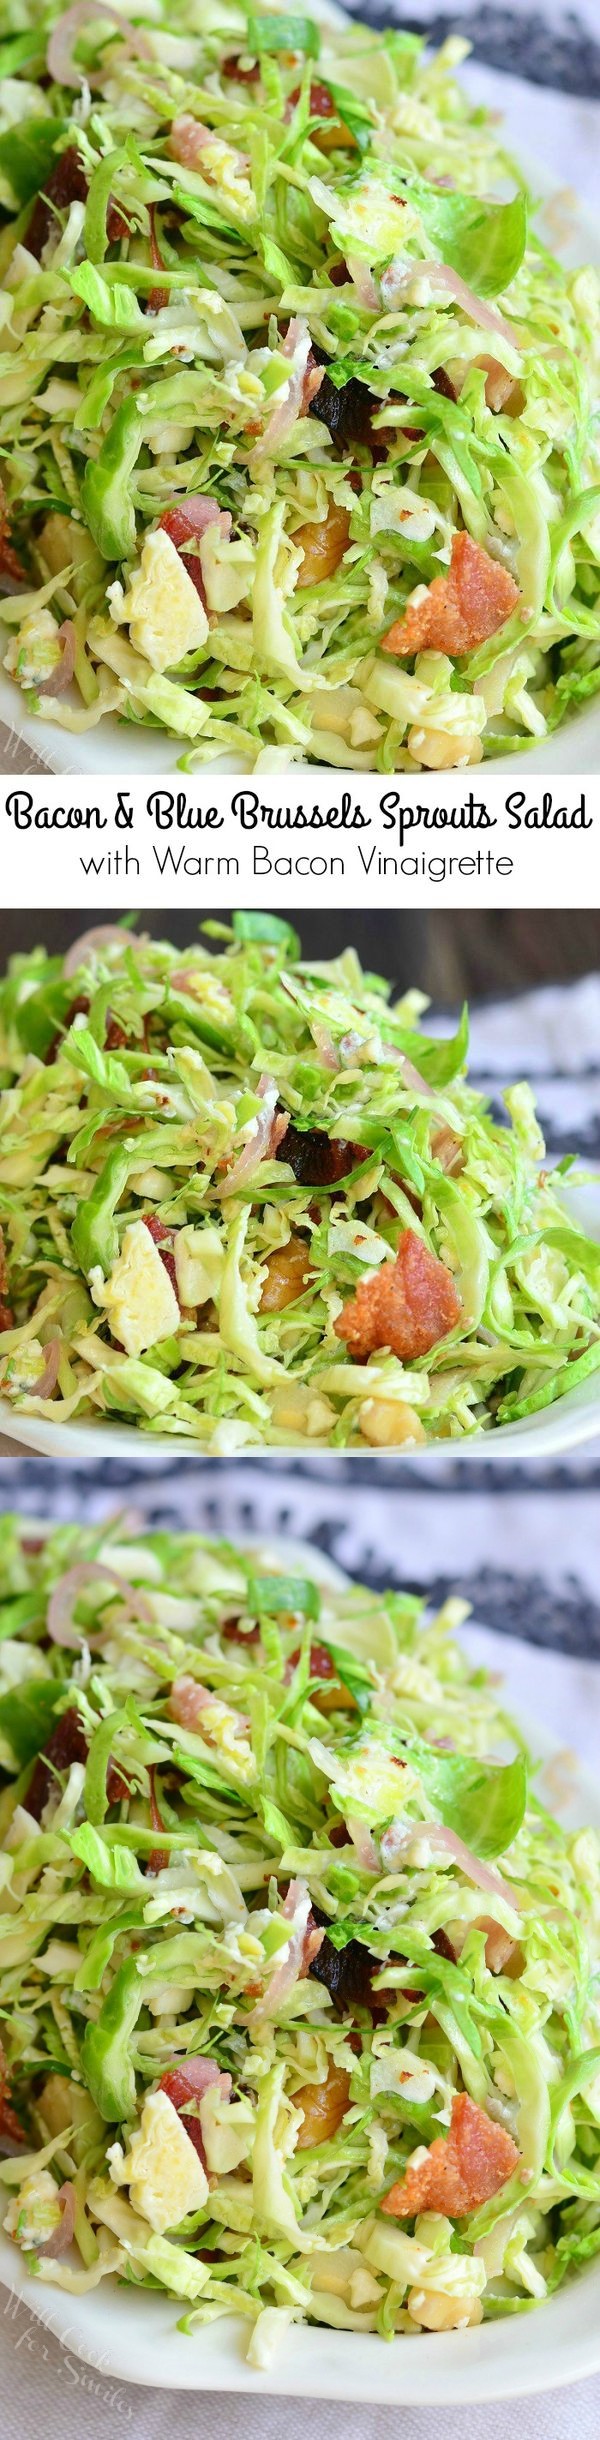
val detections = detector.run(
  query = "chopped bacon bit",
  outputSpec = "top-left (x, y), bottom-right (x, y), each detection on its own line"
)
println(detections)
top-left (382, 2091), bottom-right (520, 2219)
top-left (334, 1226), bottom-right (461, 1362)
top-left (106, 198), bottom-right (131, 243)
top-left (143, 1212), bottom-right (179, 1301)
top-left (0, 1299), bottom-right (13, 1333)
top-left (159, 497), bottom-right (230, 607)
top-left (221, 52), bottom-right (259, 81)
top-left (26, 1705), bottom-right (88, 1822)
top-left (432, 365), bottom-right (458, 403)
top-left (160, 2069), bottom-right (208, 2164)
top-left (277, 1122), bottom-right (364, 1189)
top-left (295, 2063), bottom-right (350, 2148)
top-left (105, 1017), bottom-right (128, 1050)
top-left (221, 1617), bottom-right (261, 1646)
top-left (431, 1926), bottom-right (457, 1964)
top-left (160, 2057), bottom-right (229, 2168)
top-left (105, 1755), bottom-right (132, 1804)
top-left (295, 503), bottom-right (351, 588)
top-left (27, 145), bottom-right (89, 261)
top-left (382, 531), bottom-right (520, 661)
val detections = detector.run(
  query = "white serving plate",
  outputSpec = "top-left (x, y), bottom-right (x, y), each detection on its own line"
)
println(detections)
top-left (0, 4), bottom-right (598, 778)
top-left (0, 1535), bottom-right (598, 2403)
top-left (1, 1174), bottom-right (598, 1464)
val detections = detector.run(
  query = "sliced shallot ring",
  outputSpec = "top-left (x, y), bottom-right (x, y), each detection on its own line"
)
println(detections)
top-left (39, 621), bottom-right (76, 698)
top-left (28, 1337), bottom-right (61, 1400)
top-left (38, 2181), bottom-right (77, 2257)
top-left (47, 1561), bottom-right (153, 1650)
top-left (64, 924), bottom-right (142, 977)
top-left (47, 2), bottom-right (152, 90)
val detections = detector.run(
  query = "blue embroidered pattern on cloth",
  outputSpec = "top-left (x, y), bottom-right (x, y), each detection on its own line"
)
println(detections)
top-left (2, 974), bottom-right (599, 1662)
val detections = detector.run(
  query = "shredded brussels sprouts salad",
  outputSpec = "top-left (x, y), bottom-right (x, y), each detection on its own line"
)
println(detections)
top-left (1, 1518), bottom-right (600, 2364)
top-left (0, 0), bottom-right (599, 771)
top-left (0, 914), bottom-right (599, 1448)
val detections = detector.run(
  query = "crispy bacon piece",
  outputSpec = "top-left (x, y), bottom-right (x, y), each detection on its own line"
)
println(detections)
top-left (382, 530), bottom-right (520, 661)
top-left (287, 1639), bottom-right (355, 1715)
top-left (431, 1926), bottom-right (457, 1964)
top-left (221, 52), bottom-right (260, 82)
top-left (143, 1212), bottom-right (179, 1301)
top-left (160, 2057), bottom-right (229, 2167)
top-left (27, 144), bottom-right (89, 260)
top-left (159, 497), bottom-right (230, 608)
top-left (382, 2091), bottom-right (520, 2219)
top-left (334, 1226), bottom-right (461, 1363)
top-left (277, 1122), bottom-right (363, 1189)
top-left (106, 198), bottom-right (130, 243)
top-left (432, 365), bottom-right (458, 403)
top-left (26, 1705), bottom-right (87, 1821)
top-left (0, 2040), bottom-right (25, 2152)
top-left (105, 1755), bottom-right (132, 1803)
top-left (221, 1617), bottom-right (261, 1646)
top-left (105, 1017), bottom-right (128, 1050)
top-left (295, 2063), bottom-right (351, 2148)
top-left (295, 503), bottom-right (351, 588)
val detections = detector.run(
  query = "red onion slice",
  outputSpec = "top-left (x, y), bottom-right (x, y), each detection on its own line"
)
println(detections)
top-left (253, 318), bottom-right (312, 458)
top-left (47, 2), bottom-right (152, 90)
top-left (166, 2055), bottom-right (231, 2100)
top-left (38, 2181), bottom-right (77, 2257)
top-left (39, 621), bottom-right (76, 699)
top-left (381, 256), bottom-right (520, 348)
top-left (381, 1817), bottom-right (520, 1910)
top-left (346, 254), bottom-right (380, 312)
top-left (347, 1815), bottom-right (379, 1871)
top-left (310, 1021), bottom-right (340, 1071)
top-left (28, 1337), bottom-right (61, 1400)
top-left (64, 924), bottom-right (141, 977)
top-left (47, 1562), bottom-right (153, 1650)
top-left (252, 1878), bottom-right (313, 2020)
top-left (219, 1073), bottom-right (287, 1197)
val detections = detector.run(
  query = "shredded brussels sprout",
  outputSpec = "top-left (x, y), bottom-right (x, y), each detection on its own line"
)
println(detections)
top-left (2, 1517), bottom-right (600, 2362)
top-left (0, 915), bottom-right (598, 1446)
top-left (0, 0), bottom-right (598, 767)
